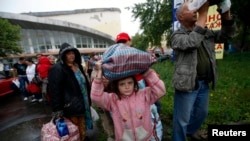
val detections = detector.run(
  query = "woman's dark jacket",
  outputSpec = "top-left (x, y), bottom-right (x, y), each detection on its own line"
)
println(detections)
top-left (48, 43), bottom-right (91, 117)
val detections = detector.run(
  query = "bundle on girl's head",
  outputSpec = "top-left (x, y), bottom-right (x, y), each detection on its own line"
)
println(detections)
top-left (102, 43), bottom-right (156, 80)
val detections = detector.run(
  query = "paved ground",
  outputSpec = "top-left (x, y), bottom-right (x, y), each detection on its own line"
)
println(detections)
top-left (0, 93), bottom-right (100, 141)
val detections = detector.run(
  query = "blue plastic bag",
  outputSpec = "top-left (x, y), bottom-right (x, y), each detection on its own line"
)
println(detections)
top-left (56, 118), bottom-right (69, 137)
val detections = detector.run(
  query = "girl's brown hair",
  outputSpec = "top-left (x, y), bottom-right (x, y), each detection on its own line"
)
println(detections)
top-left (110, 75), bottom-right (139, 100)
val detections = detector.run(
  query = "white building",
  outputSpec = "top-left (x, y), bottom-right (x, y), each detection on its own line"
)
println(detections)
top-left (0, 8), bottom-right (121, 63)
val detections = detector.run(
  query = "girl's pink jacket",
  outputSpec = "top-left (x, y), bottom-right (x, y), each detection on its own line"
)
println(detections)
top-left (91, 69), bottom-right (166, 141)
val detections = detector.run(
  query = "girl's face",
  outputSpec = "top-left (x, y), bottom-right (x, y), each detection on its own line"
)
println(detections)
top-left (118, 77), bottom-right (135, 96)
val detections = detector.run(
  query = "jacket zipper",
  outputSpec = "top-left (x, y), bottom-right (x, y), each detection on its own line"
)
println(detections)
top-left (127, 97), bottom-right (137, 141)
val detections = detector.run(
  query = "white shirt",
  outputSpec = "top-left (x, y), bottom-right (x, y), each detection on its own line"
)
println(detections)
top-left (26, 64), bottom-right (36, 82)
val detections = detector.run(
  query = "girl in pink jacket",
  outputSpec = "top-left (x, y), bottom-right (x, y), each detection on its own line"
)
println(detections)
top-left (91, 60), bottom-right (166, 141)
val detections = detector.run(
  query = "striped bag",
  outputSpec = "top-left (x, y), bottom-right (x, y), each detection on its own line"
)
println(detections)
top-left (102, 43), bottom-right (157, 80)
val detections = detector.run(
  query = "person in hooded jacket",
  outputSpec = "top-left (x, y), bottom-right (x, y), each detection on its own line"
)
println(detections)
top-left (48, 42), bottom-right (92, 141)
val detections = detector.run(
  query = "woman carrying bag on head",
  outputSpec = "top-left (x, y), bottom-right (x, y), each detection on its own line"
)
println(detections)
top-left (48, 43), bottom-right (92, 141)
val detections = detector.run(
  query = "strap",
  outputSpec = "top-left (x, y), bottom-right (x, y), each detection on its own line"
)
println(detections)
top-left (152, 118), bottom-right (160, 141)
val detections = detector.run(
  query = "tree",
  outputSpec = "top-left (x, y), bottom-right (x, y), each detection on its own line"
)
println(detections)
top-left (128, 0), bottom-right (172, 48)
top-left (130, 0), bottom-right (250, 52)
top-left (231, 0), bottom-right (250, 51)
top-left (131, 33), bottom-right (150, 51)
top-left (0, 18), bottom-right (23, 57)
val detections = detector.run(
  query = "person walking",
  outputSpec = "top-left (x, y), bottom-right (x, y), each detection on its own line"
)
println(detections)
top-left (86, 53), bottom-right (95, 80)
top-left (91, 60), bottom-right (166, 141)
top-left (13, 57), bottom-right (29, 101)
top-left (25, 58), bottom-right (42, 102)
top-left (48, 42), bottom-right (92, 141)
top-left (170, 1), bottom-right (235, 141)
top-left (37, 55), bottom-right (52, 103)
top-left (47, 55), bottom-right (56, 65)
top-left (102, 32), bottom-right (132, 56)
top-left (115, 32), bottom-right (132, 46)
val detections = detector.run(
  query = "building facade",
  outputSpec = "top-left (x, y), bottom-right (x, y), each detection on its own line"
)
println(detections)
top-left (25, 8), bottom-right (121, 39)
top-left (0, 8), bottom-right (121, 65)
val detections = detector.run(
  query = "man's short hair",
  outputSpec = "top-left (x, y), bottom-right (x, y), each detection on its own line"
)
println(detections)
top-left (19, 57), bottom-right (25, 61)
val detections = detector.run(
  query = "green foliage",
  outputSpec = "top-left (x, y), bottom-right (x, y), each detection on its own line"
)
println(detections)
top-left (96, 118), bottom-right (108, 141)
top-left (130, 0), bottom-right (250, 50)
top-left (127, 0), bottom-right (172, 46)
top-left (152, 52), bottom-right (250, 137)
top-left (231, 0), bottom-right (250, 26)
top-left (0, 18), bottom-right (22, 57)
top-left (206, 52), bottom-right (250, 125)
top-left (228, 1), bottom-right (250, 50)
top-left (131, 33), bottom-right (150, 51)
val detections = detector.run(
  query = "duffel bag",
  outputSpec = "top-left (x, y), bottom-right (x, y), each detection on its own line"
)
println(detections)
top-left (102, 43), bottom-right (156, 80)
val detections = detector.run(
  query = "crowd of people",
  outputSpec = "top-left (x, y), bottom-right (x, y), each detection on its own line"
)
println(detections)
top-left (7, 1), bottom-right (236, 141)
top-left (12, 54), bottom-right (55, 103)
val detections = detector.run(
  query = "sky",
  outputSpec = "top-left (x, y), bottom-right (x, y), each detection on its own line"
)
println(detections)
top-left (0, 0), bottom-right (147, 36)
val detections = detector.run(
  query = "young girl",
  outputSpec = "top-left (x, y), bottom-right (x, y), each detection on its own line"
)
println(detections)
top-left (91, 60), bottom-right (166, 141)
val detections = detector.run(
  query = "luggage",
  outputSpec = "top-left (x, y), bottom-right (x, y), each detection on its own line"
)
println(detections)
top-left (41, 118), bottom-right (80, 141)
top-left (102, 43), bottom-right (157, 80)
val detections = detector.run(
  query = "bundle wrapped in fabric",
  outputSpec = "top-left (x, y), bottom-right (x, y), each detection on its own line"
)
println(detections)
top-left (41, 118), bottom-right (80, 141)
top-left (188, 0), bottom-right (231, 14)
top-left (102, 43), bottom-right (157, 80)
top-left (187, 0), bottom-right (207, 11)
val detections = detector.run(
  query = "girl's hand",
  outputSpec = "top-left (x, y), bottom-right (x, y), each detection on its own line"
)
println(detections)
top-left (95, 60), bottom-right (103, 79)
top-left (95, 60), bottom-right (102, 71)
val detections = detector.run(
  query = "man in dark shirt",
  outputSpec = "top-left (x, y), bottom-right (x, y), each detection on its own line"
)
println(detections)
top-left (13, 57), bottom-right (29, 101)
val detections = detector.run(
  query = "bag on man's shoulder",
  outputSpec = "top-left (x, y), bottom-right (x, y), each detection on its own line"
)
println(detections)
top-left (102, 43), bottom-right (157, 80)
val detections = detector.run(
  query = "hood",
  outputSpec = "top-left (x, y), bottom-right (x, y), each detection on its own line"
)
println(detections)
top-left (39, 56), bottom-right (51, 65)
top-left (59, 42), bottom-right (82, 65)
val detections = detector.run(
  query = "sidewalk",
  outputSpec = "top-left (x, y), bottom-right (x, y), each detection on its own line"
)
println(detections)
top-left (0, 94), bottom-right (101, 141)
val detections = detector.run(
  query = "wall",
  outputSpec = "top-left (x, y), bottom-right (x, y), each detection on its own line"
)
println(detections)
top-left (43, 10), bottom-right (121, 38)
